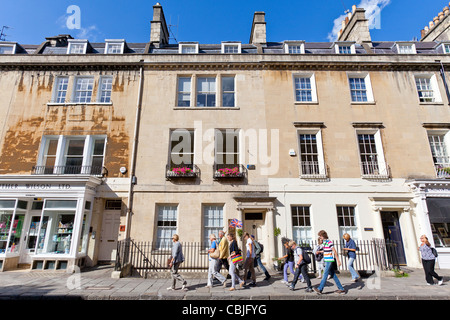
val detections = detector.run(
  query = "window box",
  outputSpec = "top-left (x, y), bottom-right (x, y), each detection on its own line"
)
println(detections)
top-left (166, 164), bottom-right (199, 180)
top-left (213, 164), bottom-right (246, 179)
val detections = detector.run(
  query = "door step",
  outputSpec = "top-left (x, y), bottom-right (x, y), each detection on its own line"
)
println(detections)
top-left (17, 264), bottom-right (31, 270)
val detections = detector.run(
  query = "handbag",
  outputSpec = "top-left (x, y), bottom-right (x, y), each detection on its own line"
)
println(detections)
top-left (231, 253), bottom-right (243, 264)
top-left (210, 248), bottom-right (220, 259)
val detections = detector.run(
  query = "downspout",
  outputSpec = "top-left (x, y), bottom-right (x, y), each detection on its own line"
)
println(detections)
top-left (125, 61), bottom-right (144, 240)
top-left (437, 60), bottom-right (450, 105)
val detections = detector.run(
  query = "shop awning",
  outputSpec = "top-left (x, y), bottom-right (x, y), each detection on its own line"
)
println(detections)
top-left (426, 198), bottom-right (450, 223)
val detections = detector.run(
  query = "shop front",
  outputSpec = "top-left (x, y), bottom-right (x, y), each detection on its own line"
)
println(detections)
top-left (0, 175), bottom-right (101, 272)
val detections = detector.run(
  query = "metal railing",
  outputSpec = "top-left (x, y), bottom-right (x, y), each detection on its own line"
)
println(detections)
top-left (115, 238), bottom-right (399, 278)
top-left (32, 165), bottom-right (104, 176)
top-left (300, 161), bottom-right (328, 179)
top-left (360, 161), bottom-right (390, 180)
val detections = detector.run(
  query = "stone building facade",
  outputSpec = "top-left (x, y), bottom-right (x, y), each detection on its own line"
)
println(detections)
top-left (0, 3), bottom-right (450, 272)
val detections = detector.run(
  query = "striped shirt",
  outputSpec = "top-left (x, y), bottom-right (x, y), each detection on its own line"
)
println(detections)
top-left (323, 239), bottom-right (335, 262)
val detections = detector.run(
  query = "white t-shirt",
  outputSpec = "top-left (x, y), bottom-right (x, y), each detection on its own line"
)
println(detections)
top-left (246, 238), bottom-right (256, 258)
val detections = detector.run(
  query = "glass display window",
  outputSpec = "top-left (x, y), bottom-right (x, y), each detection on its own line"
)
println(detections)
top-left (0, 199), bottom-right (28, 254)
top-left (431, 223), bottom-right (450, 247)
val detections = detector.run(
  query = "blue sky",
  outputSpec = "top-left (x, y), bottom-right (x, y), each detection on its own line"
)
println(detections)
top-left (0, 0), bottom-right (448, 44)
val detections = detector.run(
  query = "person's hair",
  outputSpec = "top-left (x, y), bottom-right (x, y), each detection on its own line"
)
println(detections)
top-left (219, 230), bottom-right (225, 236)
top-left (288, 240), bottom-right (296, 247)
top-left (421, 235), bottom-right (431, 247)
top-left (227, 233), bottom-right (235, 240)
top-left (243, 232), bottom-right (250, 239)
top-left (318, 237), bottom-right (323, 244)
top-left (318, 230), bottom-right (328, 239)
top-left (210, 234), bottom-right (216, 240)
top-left (172, 234), bottom-right (179, 241)
top-left (343, 233), bottom-right (350, 240)
top-left (281, 237), bottom-right (290, 245)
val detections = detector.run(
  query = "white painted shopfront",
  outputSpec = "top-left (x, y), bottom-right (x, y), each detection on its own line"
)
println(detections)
top-left (0, 175), bottom-right (101, 272)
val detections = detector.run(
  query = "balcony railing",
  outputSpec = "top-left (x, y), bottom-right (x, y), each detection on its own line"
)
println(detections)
top-left (213, 164), bottom-right (246, 179)
top-left (300, 161), bottom-right (328, 179)
top-left (435, 164), bottom-right (450, 179)
top-left (360, 161), bottom-right (390, 180)
top-left (32, 165), bottom-right (104, 176)
top-left (165, 164), bottom-right (199, 180)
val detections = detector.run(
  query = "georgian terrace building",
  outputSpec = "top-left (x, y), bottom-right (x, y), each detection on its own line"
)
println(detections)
top-left (0, 3), bottom-right (450, 272)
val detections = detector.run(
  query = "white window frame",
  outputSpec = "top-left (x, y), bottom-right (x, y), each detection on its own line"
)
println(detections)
top-left (414, 74), bottom-right (442, 103)
top-left (221, 42), bottom-right (241, 54)
top-left (335, 42), bottom-right (356, 54)
top-left (284, 41), bottom-right (305, 54)
top-left (67, 40), bottom-right (88, 54)
top-left (214, 129), bottom-right (241, 166)
top-left (221, 75), bottom-right (236, 107)
top-left (396, 42), bottom-right (417, 54)
top-left (348, 72), bottom-right (374, 103)
top-left (0, 43), bottom-right (16, 54)
top-left (297, 129), bottom-right (326, 178)
top-left (441, 43), bottom-right (450, 54)
top-left (291, 205), bottom-right (313, 245)
top-left (179, 42), bottom-right (199, 54)
top-left (97, 76), bottom-right (113, 103)
top-left (37, 135), bottom-right (106, 175)
top-left (156, 205), bottom-right (178, 249)
top-left (203, 205), bottom-right (224, 248)
top-left (196, 76), bottom-right (217, 107)
top-left (427, 130), bottom-right (450, 178)
top-left (293, 73), bottom-right (318, 103)
top-left (105, 40), bottom-right (125, 54)
top-left (52, 76), bottom-right (70, 103)
top-left (72, 76), bottom-right (95, 103)
top-left (337, 206), bottom-right (359, 241)
top-left (356, 129), bottom-right (388, 178)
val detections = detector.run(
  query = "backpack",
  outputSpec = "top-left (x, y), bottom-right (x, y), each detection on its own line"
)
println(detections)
top-left (258, 242), bottom-right (264, 253)
top-left (431, 247), bottom-right (438, 258)
top-left (301, 248), bottom-right (311, 264)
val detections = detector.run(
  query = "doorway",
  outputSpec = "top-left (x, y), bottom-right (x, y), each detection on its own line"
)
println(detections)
top-left (381, 211), bottom-right (407, 265)
top-left (243, 212), bottom-right (265, 261)
top-left (98, 210), bottom-right (121, 262)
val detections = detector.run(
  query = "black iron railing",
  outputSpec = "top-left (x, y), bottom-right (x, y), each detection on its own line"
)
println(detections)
top-left (115, 238), bottom-right (400, 278)
top-left (32, 165), bottom-right (104, 176)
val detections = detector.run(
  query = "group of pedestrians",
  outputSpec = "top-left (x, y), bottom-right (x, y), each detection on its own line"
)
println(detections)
top-left (167, 229), bottom-right (446, 292)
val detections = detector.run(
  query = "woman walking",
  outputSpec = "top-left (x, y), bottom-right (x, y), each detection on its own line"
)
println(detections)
top-left (167, 234), bottom-right (188, 291)
top-left (314, 230), bottom-right (345, 295)
top-left (227, 233), bottom-right (244, 291)
top-left (313, 237), bottom-right (325, 279)
top-left (419, 235), bottom-right (443, 286)
top-left (206, 234), bottom-right (227, 288)
top-left (278, 237), bottom-right (296, 285)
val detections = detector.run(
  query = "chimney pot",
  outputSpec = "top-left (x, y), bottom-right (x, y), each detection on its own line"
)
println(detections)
top-left (352, 5), bottom-right (357, 13)
top-left (439, 12), bottom-right (445, 21)
top-left (444, 7), bottom-right (449, 15)
top-left (430, 21), bottom-right (435, 28)
top-left (434, 16), bottom-right (440, 24)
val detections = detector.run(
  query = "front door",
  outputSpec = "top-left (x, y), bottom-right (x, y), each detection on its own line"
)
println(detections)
top-left (19, 214), bottom-right (44, 264)
top-left (381, 211), bottom-right (407, 265)
top-left (243, 212), bottom-right (265, 261)
top-left (98, 210), bottom-right (121, 262)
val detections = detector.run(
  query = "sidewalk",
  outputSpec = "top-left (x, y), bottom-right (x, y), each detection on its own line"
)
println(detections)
top-left (0, 265), bottom-right (448, 300)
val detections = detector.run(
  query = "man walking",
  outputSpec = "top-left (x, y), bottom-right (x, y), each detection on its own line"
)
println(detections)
top-left (243, 232), bottom-right (257, 286)
top-left (216, 230), bottom-right (230, 278)
top-left (288, 240), bottom-right (313, 292)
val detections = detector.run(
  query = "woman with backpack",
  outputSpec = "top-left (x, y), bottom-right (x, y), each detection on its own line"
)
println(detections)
top-left (279, 238), bottom-right (296, 285)
top-left (288, 240), bottom-right (313, 292)
top-left (418, 235), bottom-right (443, 286)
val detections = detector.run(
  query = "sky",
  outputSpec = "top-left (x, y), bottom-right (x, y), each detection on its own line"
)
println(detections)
top-left (0, 0), bottom-right (449, 44)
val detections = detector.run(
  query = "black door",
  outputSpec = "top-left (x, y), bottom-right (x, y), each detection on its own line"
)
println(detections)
top-left (381, 211), bottom-right (407, 265)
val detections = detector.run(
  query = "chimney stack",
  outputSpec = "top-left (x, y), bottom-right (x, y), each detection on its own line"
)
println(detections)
top-left (249, 12), bottom-right (267, 45)
top-left (337, 5), bottom-right (372, 44)
top-left (150, 3), bottom-right (169, 47)
top-left (421, 3), bottom-right (450, 41)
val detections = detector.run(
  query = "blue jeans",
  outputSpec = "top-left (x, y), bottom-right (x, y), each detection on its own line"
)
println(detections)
top-left (283, 261), bottom-right (295, 282)
top-left (317, 261), bottom-right (344, 291)
top-left (347, 257), bottom-right (359, 280)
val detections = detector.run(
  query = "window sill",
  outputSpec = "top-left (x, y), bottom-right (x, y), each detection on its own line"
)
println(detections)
top-left (174, 106), bottom-right (240, 110)
top-left (294, 101), bottom-right (319, 105)
top-left (419, 102), bottom-right (444, 106)
top-left (350, 101), bottom-right (376, 105)
top-left (47, 102), bottom-right (113, 106)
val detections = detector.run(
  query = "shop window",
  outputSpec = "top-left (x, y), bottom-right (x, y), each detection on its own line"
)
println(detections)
top-left (432, 223), bottom-right (450, 247)
top-left (0, 200), bottom-right (27, 254)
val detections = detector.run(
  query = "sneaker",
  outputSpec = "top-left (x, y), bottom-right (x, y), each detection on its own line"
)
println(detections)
top-left (306, 288), bottom-right (314, 293)
top-left (427, 283), bottom-right (434, 286)
top-left (313, 288), bottom-right (322, 295)
top-left (289, 286), bottom-right (295, 291)
top-left (335, 289), bottom-right (346, 294)
top-left (280, 280), bottom-right (288, 284)
top-left (438, 279), bottom-right (444, 286)
top-left (181, 282), bottom-right (188, 290)
top-left (167, 287), bottom-right (175, 291)
top-left (264, 275), bottom-right (271, 281)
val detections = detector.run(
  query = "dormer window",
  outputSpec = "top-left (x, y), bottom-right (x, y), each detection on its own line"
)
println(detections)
top-left (442, 43), bottom-right (450, 54)
top-left (284, 41), bottom-right (305, 54)
top-left (221, 42), bottom-right (241, 54)
top-left (179, 42), bottom-right (199, 54)
top-left (105, 40), bottom-right (125, 54)
top-left (67, 40), bottom-right (88, 54)
top-left (335, 42), bottom-right (356, 54)
top-left (0, 43), bottom-right (16, 54)
top-left (396, 42), bottom-right (416, 54)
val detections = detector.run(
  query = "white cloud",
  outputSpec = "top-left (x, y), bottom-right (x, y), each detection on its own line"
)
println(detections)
top-left (327, 0), bottom-right (391, 41)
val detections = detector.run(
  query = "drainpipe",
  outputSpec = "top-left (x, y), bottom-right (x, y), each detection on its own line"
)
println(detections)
top-left (437, 60), bottom-right (450, 105)
top-left (125, 61), bottom-right (144, 240)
